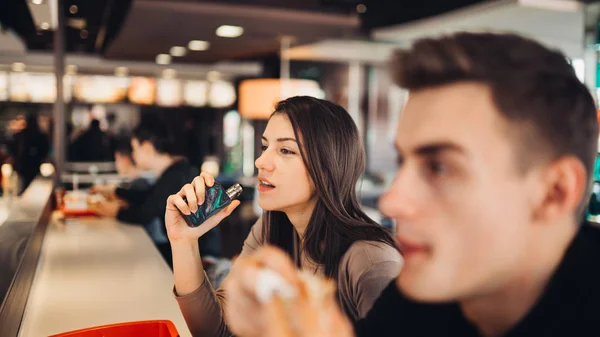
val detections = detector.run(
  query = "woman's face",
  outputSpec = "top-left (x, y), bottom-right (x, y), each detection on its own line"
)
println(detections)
top-left (255, 114), bottom-right (316, 214)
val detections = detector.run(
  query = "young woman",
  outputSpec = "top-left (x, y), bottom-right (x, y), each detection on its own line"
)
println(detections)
top-left (166, 96), bottom-right (403, 337)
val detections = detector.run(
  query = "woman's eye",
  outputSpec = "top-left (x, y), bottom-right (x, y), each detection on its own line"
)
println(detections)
top-left (280, 148), bottom-right (295, 155)
top-left (260, 145), bottom-right (268, 152)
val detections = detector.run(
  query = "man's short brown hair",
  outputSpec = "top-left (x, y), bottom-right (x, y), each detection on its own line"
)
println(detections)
top-left (392, 32), bottom-right (598, 215)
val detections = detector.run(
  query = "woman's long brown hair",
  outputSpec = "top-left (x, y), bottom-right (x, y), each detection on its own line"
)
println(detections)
top-left (261, 96), bottom-right (396, 279)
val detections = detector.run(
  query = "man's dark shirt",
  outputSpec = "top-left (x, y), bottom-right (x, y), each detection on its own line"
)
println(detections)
top-left (355, 223), bottom-right (600, 337)
top-left (116, 159), bottom-right (221, 257)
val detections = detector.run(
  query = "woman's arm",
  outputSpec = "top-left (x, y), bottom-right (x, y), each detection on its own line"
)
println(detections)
top-left (173, 216), bottom-right (264, 337)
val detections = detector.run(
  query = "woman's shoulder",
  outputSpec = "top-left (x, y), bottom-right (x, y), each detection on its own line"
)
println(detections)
top-left (241, 216), bottom-right (265, 254)
top-left (345, 240), bottom-right (402, 264)
top-left (340, 240), bottom-right (403, 279)
top-left (337, 240), bottom-right (403, 319)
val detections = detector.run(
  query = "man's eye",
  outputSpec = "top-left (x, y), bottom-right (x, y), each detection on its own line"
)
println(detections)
top-left (427, 160), bottom-right (448, 176)
top-left (396, 156), bottom-right (404, 167)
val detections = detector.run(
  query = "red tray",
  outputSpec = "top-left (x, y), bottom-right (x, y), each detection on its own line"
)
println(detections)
top-left (49, 320), bottom-right (179, 337)
top-left (61, 207), bottom-right (96, 217)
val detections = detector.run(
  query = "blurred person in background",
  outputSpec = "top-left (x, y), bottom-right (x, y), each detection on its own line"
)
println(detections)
top-left (93, 117), bottom-right (221, 267)
top-left (106, 112), bottom-right (125, 160)
top-left (9, 114), bottom-right (49, 192)
top-left (184, 117), bottom-right (206, 169)
top-left (70, 119), bottom-right (111, 162)
top-left (165, 96), bottom-right (402, 337)
top-left (222, 32), bottom-right (600, 337)
top-left (92, 137), bottom-right (157, 197)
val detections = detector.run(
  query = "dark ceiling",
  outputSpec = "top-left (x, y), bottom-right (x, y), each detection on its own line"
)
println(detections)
top-left (103, 0), bottom-right (362, 63)
top-left (0, 0), bottom-right (593, 64)
top-left (0, 0), bottom-right (132, 53)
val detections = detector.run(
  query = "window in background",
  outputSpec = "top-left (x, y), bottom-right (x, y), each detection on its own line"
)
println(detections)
top-left (27, 73), bottom-right (56, 103)
top-left (9, 73), bottom-right (28, 102)
top-left (184, 80), bottom-right (208, 107)
top-left (157, 79), bottom-right (183, 107)
top-left (128, 77), bottom-right (156, 105)
top-left (208, 80), bottom-right (236, 108)
top-left (73, 76), bottom-right (129, 103)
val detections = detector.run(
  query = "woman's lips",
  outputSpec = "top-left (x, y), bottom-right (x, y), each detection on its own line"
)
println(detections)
top-left (257, 184), bottom-right (275, 193)
top-left (396, 236), bottom-right (430, 256)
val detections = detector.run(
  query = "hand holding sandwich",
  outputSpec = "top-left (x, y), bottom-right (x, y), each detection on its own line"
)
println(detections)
top-left (224, 245), bottom-right (354, 337)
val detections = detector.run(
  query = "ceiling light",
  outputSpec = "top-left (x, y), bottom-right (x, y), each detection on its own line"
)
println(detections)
top-left (162, 69), bottom-right (177, 79)
top-left (67, 18), bottom-right (87, 30)
top-left (170, 46), bottom-right (187, 57)
top-left (66, 64), bottom-right (78, 75)
top-left (12, 63), bottom-right (25, 72)
top-left (216, 25), bottom-right (244, 38)
top-left (31, 0), bottom-right (43, 5)
top-left (80, 29), bottom-right (88, 39)
top-left (356, 4), bottom-right (367, 13)
top-left (115, 67), bottom-right (128, 77)
top-left (156, 54), bottom-right (171, 65)
top-left (188, 40), bottom-right (210, 51)
top-left (69, 5), bottom-right (78, 14)
top-left (40, 22), bottom-right (50, 30)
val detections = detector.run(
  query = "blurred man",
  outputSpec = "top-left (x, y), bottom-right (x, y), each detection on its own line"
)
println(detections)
top-left (114, 139), bottom-right (156, 190)
top-left (70, 119), bottom-right (111, 162)
top-left (223, 32), bottom-right (600, 337)
top-left (93, 118), bottom-right (221, 266)
top-left (9, 115), bottom-right (49, 192)
top-left (92, 138), bottom-right (156, 197)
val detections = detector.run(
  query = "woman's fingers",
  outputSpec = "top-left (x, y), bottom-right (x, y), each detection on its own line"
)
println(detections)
top-left (167, 193), bottom-right (190, 215)
top-left (182, 184), bottom-right (198, 213)
top-left (192, 176), bottom-right (206, 205)
top-left (199, 172), bottom-right (215, 188)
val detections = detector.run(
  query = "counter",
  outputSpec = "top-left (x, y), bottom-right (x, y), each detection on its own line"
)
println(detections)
top-left (17, 216), bottom-right (192, 336)
top-left (0, 179), bottom-right (54, 337)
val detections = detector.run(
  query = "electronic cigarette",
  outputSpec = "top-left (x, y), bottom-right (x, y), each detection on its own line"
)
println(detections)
top-left (180, 182), bottom-right (243, 228)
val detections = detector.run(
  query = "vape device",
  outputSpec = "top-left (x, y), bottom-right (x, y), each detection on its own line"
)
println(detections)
top-left (181, 182), bottom-right (243, 228)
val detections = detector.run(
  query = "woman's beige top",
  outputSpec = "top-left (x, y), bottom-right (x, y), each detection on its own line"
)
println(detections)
top-left (175, 219), bottom-right (403, 337)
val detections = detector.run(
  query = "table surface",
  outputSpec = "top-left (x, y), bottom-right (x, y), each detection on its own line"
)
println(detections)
top-left (18, 214), bottom-right (192, 337)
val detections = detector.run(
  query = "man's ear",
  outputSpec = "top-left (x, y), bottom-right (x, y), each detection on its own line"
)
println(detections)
top-left (532, 156), bottom-right (587, 222)
top-left (140, 140), bottom-right (154, 153)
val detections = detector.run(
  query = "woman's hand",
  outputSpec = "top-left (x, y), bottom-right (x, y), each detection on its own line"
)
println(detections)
top-left (165, 172), bottom-right (240, 243)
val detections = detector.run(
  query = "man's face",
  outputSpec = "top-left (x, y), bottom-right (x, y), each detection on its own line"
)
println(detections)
top-left (379, 83), bottom-right (540, 302)
top-left (114, 152), bottom-right (135, 176)
top-left (131, 138), bottom-right (152, 171)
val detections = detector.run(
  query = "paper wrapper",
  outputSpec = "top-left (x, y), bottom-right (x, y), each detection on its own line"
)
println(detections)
top-left (255, 268), bottom-right (337, 337)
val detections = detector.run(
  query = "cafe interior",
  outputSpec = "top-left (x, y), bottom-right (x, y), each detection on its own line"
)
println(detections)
top-left (0, 0), bottom-right (599, 336)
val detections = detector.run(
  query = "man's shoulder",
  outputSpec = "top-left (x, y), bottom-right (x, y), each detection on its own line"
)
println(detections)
top-left (355, 281), bottom-right (464, 337)
top-left (161, 160), bottom-right (197, 180)
top-left (531, 223), bottom-right (600, 330)
top-left (572, 223), bottom-right (600, 270)
top-left (581, 222), bottom-right (600, 241)
top-left (568, 223), bottom-right (600, 290)
top-left (153, 160), bottom-right (197, 196)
